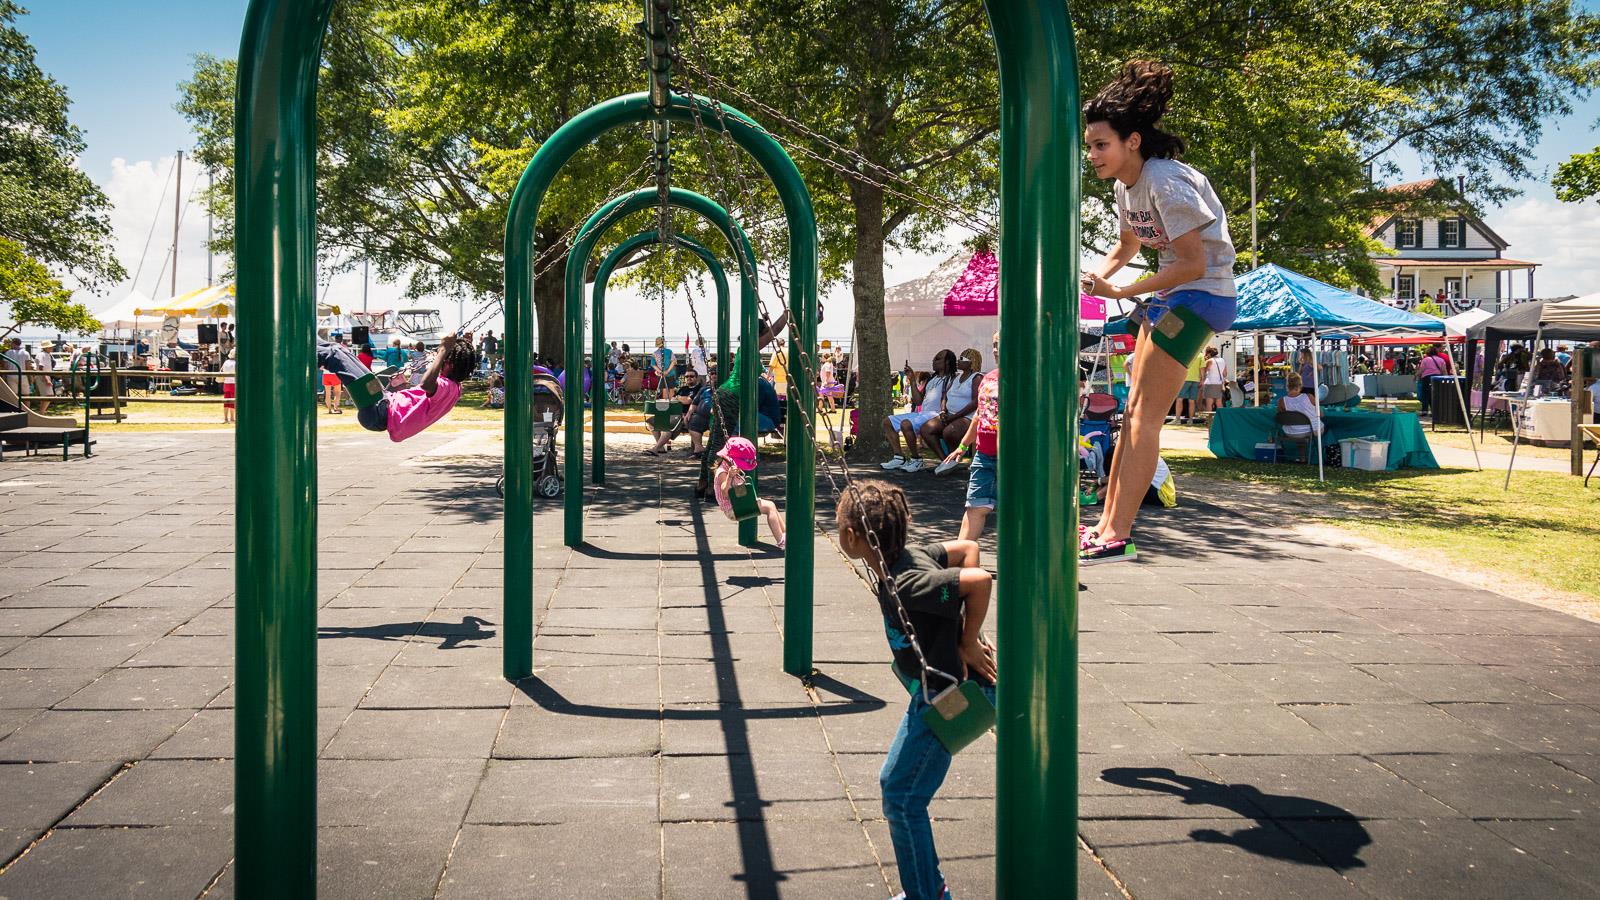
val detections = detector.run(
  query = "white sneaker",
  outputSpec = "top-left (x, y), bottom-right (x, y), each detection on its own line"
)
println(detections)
top-left (900, 458), bottom-right (926, 473)
top-left (880, 456), bottom-right (907, 470)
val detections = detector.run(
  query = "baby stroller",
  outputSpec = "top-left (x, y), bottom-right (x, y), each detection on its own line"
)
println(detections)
top-left (496, 373), bottom-right (565, 499)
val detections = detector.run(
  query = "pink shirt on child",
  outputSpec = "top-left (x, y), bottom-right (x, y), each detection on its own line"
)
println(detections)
top-left (386, 375), bottom-right (461, 442)
top-left (712, 461), bottom-right (738, 520)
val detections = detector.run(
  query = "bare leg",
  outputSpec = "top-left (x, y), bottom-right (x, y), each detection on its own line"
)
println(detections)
top-left (900, 419), bottom-right (921, 458)
top-left (958, 506), bottom-right (991, 542)
top-left (760, 497), bottom-right (785, 544)
top-left (1094, 323), bottom-right (1188, 544)
top-left (946, 538), bottom-right (981, 568)
top-left (941, 418), bottom-right (970, 453)
top-left (882, 418), bottom-right (904, 456)
top-left (918, 418), bottom-right (947, 457)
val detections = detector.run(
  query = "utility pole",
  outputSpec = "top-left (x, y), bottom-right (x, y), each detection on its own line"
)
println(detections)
top-left (362, 259), bottom-right (369, 313)
top-left (172, 149), bottom-right (183, 298)
top-left (1250, 145), bottom-right (1258, 270)
top-left (206, 165), bottom-right (214, 286)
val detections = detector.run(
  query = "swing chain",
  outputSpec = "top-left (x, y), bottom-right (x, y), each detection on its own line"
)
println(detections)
top-left (676, 17), bottom-right (964, 695)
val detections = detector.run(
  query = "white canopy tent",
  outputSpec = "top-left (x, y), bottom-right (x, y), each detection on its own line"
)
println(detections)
top-left (93, 290), bottom-right (160, 332)
top-left (1541, 292), bottom-right (1600, 328)
top-left (883, 254), bottom-right (998, 371)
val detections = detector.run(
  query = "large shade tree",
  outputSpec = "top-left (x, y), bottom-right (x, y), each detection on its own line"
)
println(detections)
top-left (180, 0), bottom-right (650, 361)
top-left (181, 0), bottom-right (1596, 456)
top-left (0, 1), bottom-right (124, 291)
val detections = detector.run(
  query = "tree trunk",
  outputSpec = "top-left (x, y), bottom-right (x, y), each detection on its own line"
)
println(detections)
top-left (533, 230), bottom-right (565, 365)
top-left (847, 179), bottom-right (892, 462)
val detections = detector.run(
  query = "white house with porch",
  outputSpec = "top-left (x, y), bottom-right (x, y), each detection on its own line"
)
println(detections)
top-left (1364, 178), bottom-right (1539, 314)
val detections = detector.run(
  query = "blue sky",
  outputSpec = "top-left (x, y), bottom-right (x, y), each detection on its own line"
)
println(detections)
top-left (16, 0), bottom-right (1600, 332)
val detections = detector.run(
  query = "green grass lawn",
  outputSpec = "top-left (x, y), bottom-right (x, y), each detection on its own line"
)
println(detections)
top-left (1165, 449), bottom-right (1600, 604)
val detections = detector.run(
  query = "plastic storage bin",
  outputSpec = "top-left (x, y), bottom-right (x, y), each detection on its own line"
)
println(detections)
top-left (1341, 438), bottom-right (1389, 471)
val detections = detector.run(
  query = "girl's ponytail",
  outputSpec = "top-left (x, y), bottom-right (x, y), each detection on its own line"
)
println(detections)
top-left (1083, 60), bottom-right (1186, 160)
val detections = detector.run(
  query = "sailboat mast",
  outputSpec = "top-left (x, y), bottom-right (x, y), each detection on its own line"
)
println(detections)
top-left (206, 165), bottom-right (214, 286)
top-left (172, 149), bottom-right (183, 298)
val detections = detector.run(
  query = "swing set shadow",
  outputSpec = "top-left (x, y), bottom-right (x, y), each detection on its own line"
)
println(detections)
top-left (512, 488), bottom-right (886, 899)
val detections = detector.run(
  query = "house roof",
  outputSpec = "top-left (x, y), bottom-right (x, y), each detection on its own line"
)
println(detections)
top-left (1373, 257), bottom-right (1539, 270)
top-left (1363, 178), bottom-right (1511, 249)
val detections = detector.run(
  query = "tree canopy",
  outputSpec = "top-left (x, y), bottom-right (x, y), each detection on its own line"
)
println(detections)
top-left (0, 237), bottom-right (101, 341)
top-left (180, 0), bottom-right (1597, 422)
top-left (1555, 147), bottom-right (1600, 202)
top-left (0, 1), bottom-right (124, 290)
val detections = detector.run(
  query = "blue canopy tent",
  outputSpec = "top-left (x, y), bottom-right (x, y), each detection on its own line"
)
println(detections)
top-left (1231, 264), bottom-right (1448, 336)
top-left (1108, 265), bottom-right (1461, 479)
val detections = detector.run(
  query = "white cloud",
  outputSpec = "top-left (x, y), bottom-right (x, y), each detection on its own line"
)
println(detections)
top-left (1493, 195), bottom-right (1600, 299)
top-left (79, 155), bottom-right (415, 319)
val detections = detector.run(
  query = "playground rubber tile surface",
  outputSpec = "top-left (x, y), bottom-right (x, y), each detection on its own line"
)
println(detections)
top-left (53, 664), bottom-right (230, 710)
top-left (0, 824), bottom-right (232, 900)
top-left (1279, 817), bottom-right (1592, 899)
top-left (0, 667), bottom-right (103, 709)
top-left (4, 434), bottom-right (1600, 897)
top-left (1476, 818), bottom-right (1600, 891)
top-left (1370, 753), bottom-right (1600, 819)
top-left (470, 756), bottom-right (660, 825)
top-left (0, 708), bottom-right (193, 762)
top-left (1189, 754), bottom-right (1458, 820)
top-left (1213, 662), bottom-right (1419, 704)
top-left (437, 823), bottom-right (662, 900)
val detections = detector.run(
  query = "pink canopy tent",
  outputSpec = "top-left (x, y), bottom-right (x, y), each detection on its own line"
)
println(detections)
top-left (885, 250), bottom-right (1107, 369)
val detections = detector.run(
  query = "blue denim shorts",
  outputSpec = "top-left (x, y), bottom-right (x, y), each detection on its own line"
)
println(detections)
top-left (1144, 289), bottom-right (1237, 333)
top-left (965, 451), bottom-right (996, 509)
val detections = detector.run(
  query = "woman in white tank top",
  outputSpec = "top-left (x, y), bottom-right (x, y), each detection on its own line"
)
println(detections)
top-left (1277, 373), bottom-right (1322, 438)
top-left (921, 348), bottom-right (983, 457)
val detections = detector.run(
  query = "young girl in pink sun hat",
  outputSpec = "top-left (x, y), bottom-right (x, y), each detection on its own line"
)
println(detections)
top-left (712, 436), bottom-right (786, 549)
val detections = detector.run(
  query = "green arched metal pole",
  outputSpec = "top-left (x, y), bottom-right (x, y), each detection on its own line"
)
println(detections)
top-left (591, 230), bottom-right (731, 485)
top-left (232, 0), bottom-right (333, 894)
top-left (563, 187), bottom-right (758, 545)
top-left (984, 0), bottom-right (1082, 895)
top-left (504, 93), bottom-right (817, 680)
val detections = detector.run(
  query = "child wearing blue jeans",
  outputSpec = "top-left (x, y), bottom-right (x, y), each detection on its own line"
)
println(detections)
top-left (836, 479), bottom-right (997, 900)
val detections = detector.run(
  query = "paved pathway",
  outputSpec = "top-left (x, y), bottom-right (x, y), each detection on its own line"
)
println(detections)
top-left (0, 432), bottom-right (1596, 898)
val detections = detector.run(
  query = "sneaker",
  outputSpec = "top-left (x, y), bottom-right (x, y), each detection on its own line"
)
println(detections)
top-left (1080, 539), bottom-right (1137, 565)
top-left (900, 458), bottom-right (926, 473)
top-left (880, 455), bottom-right (907, 470)
top-left (933, 457), bottom-right (961, 475)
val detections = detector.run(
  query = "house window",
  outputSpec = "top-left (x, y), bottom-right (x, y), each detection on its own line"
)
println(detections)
top-left (1440, 218), bottom-right (1464, 249)
top-left (1396, 274), bottom-right (1416, 300)
top-left (1396, 219), bottom-right (1422, 249)
top-left (1444, 277), bottom-right (1463, 299)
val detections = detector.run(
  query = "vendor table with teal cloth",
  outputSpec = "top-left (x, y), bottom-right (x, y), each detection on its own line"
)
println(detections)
top-left (1207, 407), bottom-right (1439, 470)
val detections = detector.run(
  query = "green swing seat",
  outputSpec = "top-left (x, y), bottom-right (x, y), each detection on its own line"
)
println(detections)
top-left (644, 398), bottom-right (676, 432)
top-left (890, 660), bottom-right (997, 754)
top-left (727, 469), bottom-right (760, 522)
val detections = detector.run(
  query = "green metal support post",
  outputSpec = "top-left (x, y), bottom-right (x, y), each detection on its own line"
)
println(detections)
top-left (233, 0), bottom-right (334, 894)
top-left (591, 230), bottom-right (730, 487)
top-left (504, 92), bottom-right (817, 680)
top-left (561, 187), bottom-right (760, 545)
top-left (983, 1), bottom-right (1082, 895)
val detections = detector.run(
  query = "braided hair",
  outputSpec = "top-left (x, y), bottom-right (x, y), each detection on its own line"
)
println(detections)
top-left (836, 479), bottom-right (912, 566)
top-left (442, 338), bottom-right (480, 382)
top-left (1083, 60), bottom-right (1186, 160)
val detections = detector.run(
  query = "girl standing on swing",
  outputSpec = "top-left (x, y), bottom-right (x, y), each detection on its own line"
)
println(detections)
top-left (1079, 61), bottom-right (1237, 565)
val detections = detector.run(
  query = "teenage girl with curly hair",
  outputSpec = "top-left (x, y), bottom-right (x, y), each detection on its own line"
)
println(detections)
top-left (1079, 61), bottom-right (1237, 565)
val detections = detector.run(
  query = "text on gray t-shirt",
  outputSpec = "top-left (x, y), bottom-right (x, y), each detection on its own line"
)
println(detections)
top-left (1115, 157), bottom-right (1237, 298)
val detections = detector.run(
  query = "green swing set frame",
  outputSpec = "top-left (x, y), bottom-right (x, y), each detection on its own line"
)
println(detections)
top-left (231, 0), bottom-right (1081, 894)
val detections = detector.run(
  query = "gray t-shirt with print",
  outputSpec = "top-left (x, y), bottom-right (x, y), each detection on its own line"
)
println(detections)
top-left (1115, 157), bottom-right (1237, 298)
